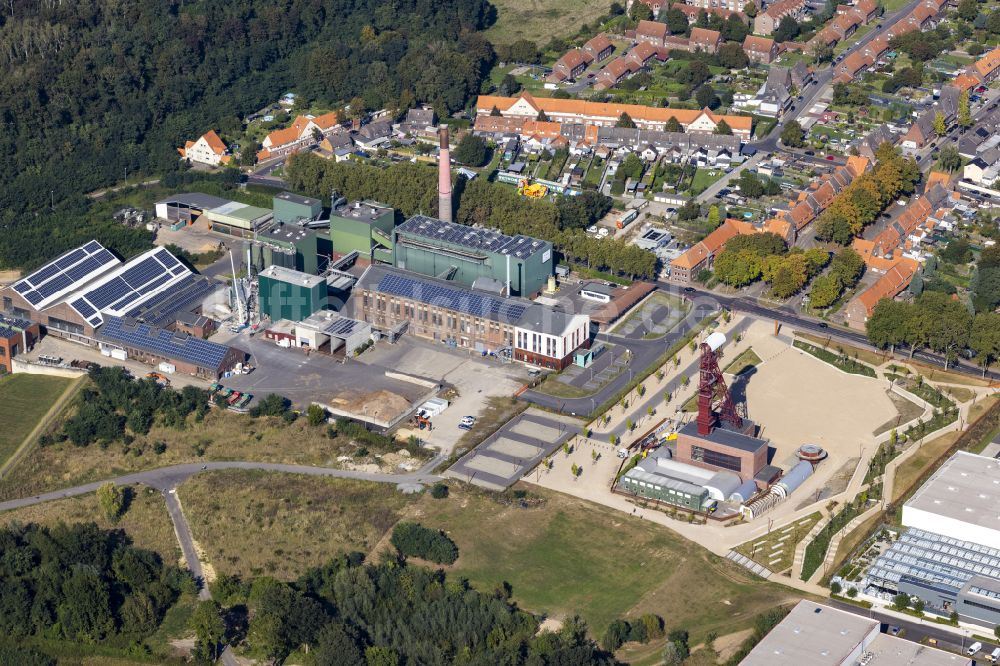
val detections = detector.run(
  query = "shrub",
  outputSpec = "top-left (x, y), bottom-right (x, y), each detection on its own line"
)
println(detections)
top-left (430, 483), bottom-right (449, 499)
top-left (391, 522), bottom-right (458, 564)
top-left (601, 619), bottom-right (631, 652)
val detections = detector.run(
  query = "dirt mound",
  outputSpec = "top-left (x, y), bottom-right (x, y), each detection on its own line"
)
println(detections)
top-left (330, 389), bottom-right (411, 420)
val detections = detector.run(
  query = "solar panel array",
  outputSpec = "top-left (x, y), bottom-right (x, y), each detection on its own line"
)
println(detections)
top-left (128, 275), bottom-right (219, 327)
top-left (68, 248), bottom-right (192, 326)
top-left (397, 215), bottom-right (547, 260)
top-left (376, 272), bottom-right (527, 322)
top-left (11, 242), bottom-right (120, 310)
top-left (99, 316), bottom-right (231, 370)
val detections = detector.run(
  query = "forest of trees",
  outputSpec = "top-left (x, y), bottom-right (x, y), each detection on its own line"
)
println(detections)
top-left (0, 523), bottom-right (192, 649)
top-left (205, 553), bottom-right (618, 665)
top-left (0, 0), bottom-right (496, 269)
top-left (285, 153), bottom-right (659, 279)
top-left (54, 366), bottom-right (209, 448)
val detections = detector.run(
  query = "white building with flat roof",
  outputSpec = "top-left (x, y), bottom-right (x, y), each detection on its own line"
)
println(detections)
top-left (740, 601), bottom-right (970, 666)
top-left (903, 451), bottom-right (1000, 551)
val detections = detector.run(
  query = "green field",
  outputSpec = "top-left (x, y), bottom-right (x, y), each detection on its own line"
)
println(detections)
top-left (689, 167), bottom-right (726, 195)
top-left (0, 374), bottom-right (73, 467)
top-left (483, 0), bottom-right (613, 44)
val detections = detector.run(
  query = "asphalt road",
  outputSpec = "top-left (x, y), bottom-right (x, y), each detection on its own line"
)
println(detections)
top-left (828, 599), bottom-right (1000, 658)
top-left (0, 456), bottom-right (445, 514)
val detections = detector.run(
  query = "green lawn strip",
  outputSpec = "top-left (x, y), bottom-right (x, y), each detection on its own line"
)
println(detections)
top-left (792, 340), bottom-right (877, 377)
top-left (0, 374), bottom-right (73, 467)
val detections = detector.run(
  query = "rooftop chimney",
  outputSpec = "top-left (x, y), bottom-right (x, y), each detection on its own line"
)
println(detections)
top-left (438, 125), bottom-right (453, 223)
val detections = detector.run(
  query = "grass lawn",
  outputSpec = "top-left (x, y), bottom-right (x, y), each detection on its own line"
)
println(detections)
top-left (417, 485), bottom-right (797, 641)
top-left (0, 485), bottom-right (178, 562)
top-left (689, 167), bottom-right (726, 195)
top-left (891, 431), bottom-right (961, 503)
top-left (734, 512), bottom-right (822, 574)
top-left (793, 340), bottom-right (877, 378)
top-left (723, 348), bottom-right (763, 376)
top-left (912, 363), bottom-right (992, 387)
top-left (483, 0), bottom-right (609, 44)
top-left (0, 408), bottom-right (428, 501)
top-left (179, 474), bottom-right (794, 642)
top-left (797, 332), bottom-right (889, 368)
top-left (0, 374), bottom-right (74, 468)
top-left (533, 375), bottom-right (599, 399)
top-left (180, 471), bottom-right (411, 580)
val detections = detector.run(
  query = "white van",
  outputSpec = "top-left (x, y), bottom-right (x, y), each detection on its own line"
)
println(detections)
top-left (967, 641), bottom-right (982, 656)
top-left (988, 647), bottom-right (1000, 663)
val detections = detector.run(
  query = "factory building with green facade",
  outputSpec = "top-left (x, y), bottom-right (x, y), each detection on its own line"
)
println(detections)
top-left (392, 215), bottom-right (553, 297)
top-left (250, 223), bottom-right (320, 275)
top-left (257, 265), bottom-right (327, 322)
top-left (273, 192), bottom-right (323, 225)
top-left (328, 202), bottom-right (395, 264)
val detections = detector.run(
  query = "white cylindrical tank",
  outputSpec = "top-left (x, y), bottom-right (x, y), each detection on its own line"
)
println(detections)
top-left (776, 460), bottom-right (814, 498)
top-left (705, 331), bottom-right (727, 352)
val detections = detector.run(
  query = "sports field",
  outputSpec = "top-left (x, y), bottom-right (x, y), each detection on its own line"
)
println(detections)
top-left (0, 373), bottom-right (73, 467)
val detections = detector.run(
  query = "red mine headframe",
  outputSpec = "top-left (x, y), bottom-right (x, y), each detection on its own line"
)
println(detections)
top-left (696, 334), bottom-right (743, 436)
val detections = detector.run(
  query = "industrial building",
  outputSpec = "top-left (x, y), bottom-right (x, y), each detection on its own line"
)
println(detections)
top-left (393, 215), bottom-right (553, 297)
top-left (272, 192), bottom-right (322, 225)
top-left (257, 265), bottom-right (328, 323)
top-left (673, 333), bottom-right (769, 482)
top-left (329, 201), bottom-right (395, 263)
top-left (0, 314), bottom-right (40, 374)
top-left (740, 601), bottom-right (970, 666)
top-left (353, 265), bottom-right (589, 369)
top-left (262, 311), bottom-right (371, 356)
top-left (249, 223), bottom-right (321, 275)
top-left (97, 316), bottom-right (246, 380)
top-left (863, 452), bottom-right (1000, 627)
top-left (0, 241), bottom-right (238, 378)
top-left (203, 200), bottom-right (273, 237)
top-left (1, 243), bottom-right (219, 341)
top-left (154, 193), bottom-right (230, 225)
top-left (620, 446), bottom-right (743, 511)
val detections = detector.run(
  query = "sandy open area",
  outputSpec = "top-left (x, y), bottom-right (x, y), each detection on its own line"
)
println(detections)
top-left (745, 345), bottom-right (897, 465)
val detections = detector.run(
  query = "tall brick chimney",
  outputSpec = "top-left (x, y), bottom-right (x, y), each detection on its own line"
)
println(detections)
top-left (438, 125), bottom-right (453, 223)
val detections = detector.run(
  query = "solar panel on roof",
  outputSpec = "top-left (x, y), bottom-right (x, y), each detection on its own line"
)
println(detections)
top-left (99, 316), bottom-right (230, 369)
top-left (23, 291), bottom-right (43, 306)
top-left (121, 257), bottom-right (163, 289)
top-left (65, 257), bottom-right (102, 282)
top-left (87, 277), bottom-right (131, 309)
top-left (82, 240), bottom-right (102, 253)
top-left (155, 249), bottom-right (181, 269)
top-left (28, 263), bottom-right (61, 287)
top-left (376, 273), bottom-right (526, 321)
top-left (13, 281), bottom-right (30, 294)
top-left (70, 298), bottom-right (97, 318)
top-left (36, 273), bottom-right (74, 299)
top-left (94, 249), bottom-right (117, 265)
top-left (88, 316), bottom-right (102, 326)
top-left (55, 249), bottom-right (87, 270)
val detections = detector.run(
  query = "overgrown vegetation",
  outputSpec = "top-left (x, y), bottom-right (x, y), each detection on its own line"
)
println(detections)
top-left (56, 367), bottom-right (209, 447)
top-left (204, 554), bottom-right (617, 664)
top-left (390, 522), bottom-right (459, 564)
top-left (801, 494), bottom-right (871, 581)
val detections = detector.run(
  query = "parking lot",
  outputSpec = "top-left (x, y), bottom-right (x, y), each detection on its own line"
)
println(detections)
top-left (356, 336), bottom-right (530, 454)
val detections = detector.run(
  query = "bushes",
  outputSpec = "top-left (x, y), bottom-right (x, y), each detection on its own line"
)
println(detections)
top-left (601, 614), bottom-right (665, 652)
top-left (391, 522), bottom-right (459, 564)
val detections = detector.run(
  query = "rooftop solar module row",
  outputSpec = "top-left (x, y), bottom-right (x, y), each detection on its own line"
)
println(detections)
top-left (376, 272), bottom-right (527, 321)
top-left (11, 241), bottom-right (121, 311)
top-left (99, 316), bottom-right (231, 369)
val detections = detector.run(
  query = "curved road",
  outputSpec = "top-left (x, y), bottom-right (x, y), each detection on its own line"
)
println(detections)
top-left (0, 456), bottom-right (445, 513)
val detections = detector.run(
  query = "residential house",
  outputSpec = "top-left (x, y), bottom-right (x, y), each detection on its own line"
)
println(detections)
top-left (668, 218), bottom-right (743, 283)
top-left (400, 107), bottom-right (436, 135)
top-left (758, 66), bottom-right (793, 117)
top-left (258, 112), bottom-right (340, 161)
top-left (685, 0), bottom-right (747, 11)
top-left (549, 48), bottom-right (594, 83)
top-left (594, 57), bottom-right (638, 90)
top-left (178, 130), bottom-right (231, 167)
top-left (843, 260), bottom-right (917, 330)
top-left (849, 124), bottom-right (897, 161)
top-left (689, 27), bottom-right (722, 54)
top-left (674, 4), bottom-right (747, 22)
top-left (900, 85), bottom-right (961, 150)
top-left (630, 0), bottom-right (668, 15)
top-left (353, 121), bottom-right (392, 150)
top-left (954, 46), bottom-right (1000, 92)
top-left (316, 130), bottom-right (354, 159)
top-left (754, 0), bottom-right (807, 35)
top-left (834, 51), bottom-right (869, 84)
top-left (743, 35), bottom-right (779, 64)
top-left (626, 41), bottom-right (659, 68)
top-left (636, 19), bottom-right (669, 46)
top-left (476, 92), bottom-right (753, 140)
top-left (790, 61), bottom-right (813, 88)
top-left (584, 34), bottom-right (615, 62)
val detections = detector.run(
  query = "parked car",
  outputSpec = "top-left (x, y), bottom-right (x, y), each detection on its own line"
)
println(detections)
top-left (459, 416), bottom-right (476, 429)
top-left (587, 225), bottom-right (599, 234)
top-left (825, 155), bottom-right (834, 161)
